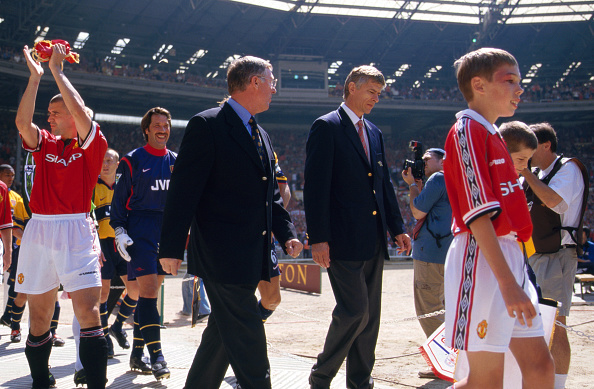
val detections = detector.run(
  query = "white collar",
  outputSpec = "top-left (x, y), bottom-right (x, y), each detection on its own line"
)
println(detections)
top-left (340, 102), bottom-right (364, 128)
top-left (456, 109), bottom-right (498, 135)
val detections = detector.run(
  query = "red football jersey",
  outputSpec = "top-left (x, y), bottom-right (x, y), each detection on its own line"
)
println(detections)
top-left (444, 109), bottom-right (532, 242)
top-left (0, 181), bottom-right (12, 230)
top-left (23, 122), bottom-right (108, 215)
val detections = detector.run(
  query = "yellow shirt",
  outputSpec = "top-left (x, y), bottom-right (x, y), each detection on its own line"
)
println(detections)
top-left (93, 178), bottom-right (116, 239)
top-left (9, 190), bottom-right (29, 246)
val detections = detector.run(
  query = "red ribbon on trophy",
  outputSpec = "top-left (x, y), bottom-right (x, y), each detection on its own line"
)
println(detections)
top-left (30, 39), bottom-right (80, 64)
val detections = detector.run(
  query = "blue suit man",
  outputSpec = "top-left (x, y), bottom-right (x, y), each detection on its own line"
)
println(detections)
top-left (304, 66), bottom-right (411, 389)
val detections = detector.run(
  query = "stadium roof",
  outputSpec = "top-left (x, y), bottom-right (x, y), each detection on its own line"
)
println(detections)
top-left (1, 0), bottom-right (593, 84)
top-left (0, 0), bottom-right (593, 127)
top-left (228, 0), bottom-right (594, 24)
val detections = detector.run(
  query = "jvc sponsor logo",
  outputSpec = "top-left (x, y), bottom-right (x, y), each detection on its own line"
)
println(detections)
top-left (45, 153), bottom-right (82, 166)
top-left (151, 179), bottom-right (170, 191)
top-left (500, 179), bottom-right (522, 196)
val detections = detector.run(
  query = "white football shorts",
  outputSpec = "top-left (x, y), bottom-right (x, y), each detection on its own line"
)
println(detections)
top-left (444, 233), bottom-right (544, 353)
top-left (15, 213), bottom-right (101, 294)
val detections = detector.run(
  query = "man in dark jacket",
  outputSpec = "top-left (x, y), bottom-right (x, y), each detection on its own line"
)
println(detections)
top-left (158, 56), bottom-right (302, 389)
top-left (304, 65), bottom-right (411, 389)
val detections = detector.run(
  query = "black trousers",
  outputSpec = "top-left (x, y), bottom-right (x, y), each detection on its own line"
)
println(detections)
top-left (184, 281), bottom-right (271, 389)
top-left (310, 235), bottom-right (385, 389)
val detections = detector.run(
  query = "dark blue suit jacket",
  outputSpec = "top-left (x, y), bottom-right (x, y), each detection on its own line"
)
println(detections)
top-left (304, 106), bottom-right (405, 261)
top-left (158, 102), bottom-right (297, 284)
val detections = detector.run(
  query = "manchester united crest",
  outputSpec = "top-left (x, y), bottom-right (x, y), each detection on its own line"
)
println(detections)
top-left (17, 273), bottom-right (25, 284)
top-left (477, 319), bottom-right (488, 339)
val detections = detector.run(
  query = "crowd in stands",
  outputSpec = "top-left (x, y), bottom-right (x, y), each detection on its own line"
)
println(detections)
top-left (0, 114), bottom-right (19, 169)
top-left (330, 80), bottom-right (594, 103)
top-left (2, 45), bottom-right (593, 104)
top-left (1, 106), bottom-right (592, 244)
top-left (1, 41), bottom-right (593, 245)
top-left (0, 44), bottom-right (228, 89)
top-left (330, 81), bottom-right (465, 102)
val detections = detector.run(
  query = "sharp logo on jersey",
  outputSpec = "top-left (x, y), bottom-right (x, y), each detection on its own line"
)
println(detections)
top-left (489, 158), bottom-right (506, 166)
top-left (45, 153), bottom-right (83, 166)
top-left (151, 179), bottom-right (170, 191)
top-left (500, 179), bottom-right (522, 196)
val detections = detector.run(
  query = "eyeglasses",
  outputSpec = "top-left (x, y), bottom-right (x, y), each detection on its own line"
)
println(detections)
top-left (259, 76), bottom-right (278, 88)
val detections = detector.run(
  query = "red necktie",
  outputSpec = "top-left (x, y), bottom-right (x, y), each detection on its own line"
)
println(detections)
top-left (357, 120), bottom-right (369, 161)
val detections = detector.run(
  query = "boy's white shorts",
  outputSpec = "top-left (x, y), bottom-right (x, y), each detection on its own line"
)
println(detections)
top-left (15, 213), bottom-right (101, 294)
top-left (445, 233), bottom-right (544, 353)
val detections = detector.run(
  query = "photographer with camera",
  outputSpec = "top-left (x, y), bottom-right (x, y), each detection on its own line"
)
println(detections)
top-left (402, 145), bottom-right (452, 379)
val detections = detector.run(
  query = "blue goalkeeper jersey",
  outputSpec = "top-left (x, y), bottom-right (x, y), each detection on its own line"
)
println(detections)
top-left (110, 144), bottom-right (177, 230)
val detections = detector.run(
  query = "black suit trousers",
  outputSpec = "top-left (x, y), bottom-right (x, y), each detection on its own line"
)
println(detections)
top-left (310, 230), bottom-right (386, 389)
top-left (184, 281), bottom-right (271, 389)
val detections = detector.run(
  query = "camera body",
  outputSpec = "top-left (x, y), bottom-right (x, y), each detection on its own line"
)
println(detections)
top-left (403, 140), bottom-right (425, 180)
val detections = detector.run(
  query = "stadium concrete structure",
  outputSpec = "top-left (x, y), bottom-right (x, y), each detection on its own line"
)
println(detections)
top-left (0, 0), bottom-right (593, 130)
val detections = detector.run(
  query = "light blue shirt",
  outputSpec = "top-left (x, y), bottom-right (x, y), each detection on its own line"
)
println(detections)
top-left (227, 98), bottom-right (253, 136)
top-left (411, 171), bottom-right (453, 264)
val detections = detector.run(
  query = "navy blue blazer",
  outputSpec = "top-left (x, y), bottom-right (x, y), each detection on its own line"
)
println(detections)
top-left (158, 102), bottom-right (297, 284)
top-left (304, 106), bottom-right (405, 261)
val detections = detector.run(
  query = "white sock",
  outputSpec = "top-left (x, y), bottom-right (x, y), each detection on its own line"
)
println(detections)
top-left (554, 374), bottom-right (568, 389)
top-left (72, 315), bottom-right (83, 371)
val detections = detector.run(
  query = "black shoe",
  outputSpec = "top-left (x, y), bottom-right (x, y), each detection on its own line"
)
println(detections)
top-left (309, 375), bottom-right (329, 389)
top-left (32, 371), bottom-right (56, 389)
top-left (74, 369), bottom-right (86, 387)
top-left (106, 335), bottom-right (115, 359)
top-left (0, 315), bottom-right (10, 327)
top-left (195, 313), bottom-right (209, 323)
top-left (52, 334), bottom-right (65, 347)
top-left (109, 326), bottom-right (130, 349)
top-left (151, 360), bottom-right (170, 381)
top-left (130, 355), bottom-right (152, 374)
